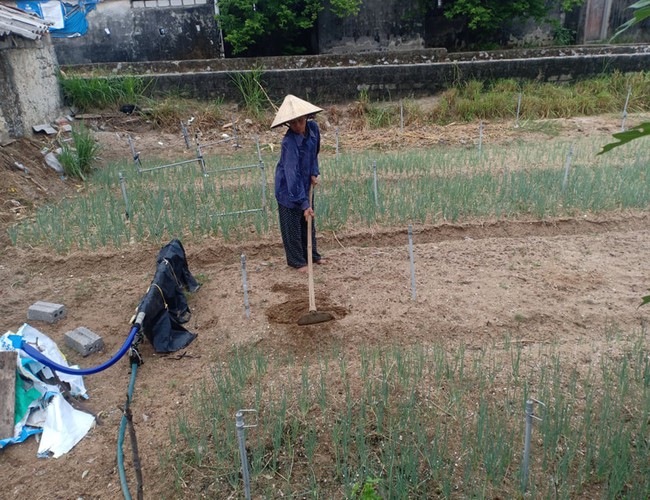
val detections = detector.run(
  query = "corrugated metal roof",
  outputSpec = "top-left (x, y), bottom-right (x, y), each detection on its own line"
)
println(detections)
top-left (0, 4), bottom-right (51, 40)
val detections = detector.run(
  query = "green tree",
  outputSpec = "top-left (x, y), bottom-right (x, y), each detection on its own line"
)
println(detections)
top-left (443, 0), bottom-right (547, 31)
top-left (414, 0), bottom-right (583, 42)
top-left (217, 0), bottom-right (361, 56)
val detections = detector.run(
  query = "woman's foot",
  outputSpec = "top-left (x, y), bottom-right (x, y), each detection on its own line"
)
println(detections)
top-left (315, 258), bottom-right (327, 265)
top-left (296, 266), bottom-right (309, 273)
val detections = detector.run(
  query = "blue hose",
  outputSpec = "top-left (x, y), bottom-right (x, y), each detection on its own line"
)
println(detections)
top-left (20, 324), bottom-right (140, 375)
top-left (18, 312), bottom-right (146, 376)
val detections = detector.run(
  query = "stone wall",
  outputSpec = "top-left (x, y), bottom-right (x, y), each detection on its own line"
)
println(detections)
top-left (67, 48), bottom-right (450, 74)
top-left (65, 45), bottom-right (650, 105)
top-left (52, 0), bottom-right (219, 65)
top-left (0, 36), bottom-right (63, 138)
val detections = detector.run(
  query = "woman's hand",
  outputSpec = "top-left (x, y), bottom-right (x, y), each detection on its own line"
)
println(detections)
top-left (311, 175), bottom-right (319, 185)
top-left (303, 206), bottom-right (314, 221)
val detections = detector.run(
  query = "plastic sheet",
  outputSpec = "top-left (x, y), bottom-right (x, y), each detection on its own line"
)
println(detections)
top-left (0, 324), bottom-right (94, 456)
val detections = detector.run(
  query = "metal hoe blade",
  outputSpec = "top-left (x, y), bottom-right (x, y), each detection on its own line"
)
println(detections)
top-left (297, 184), bottom-right (335, 327)
top-left (298, 310), bottom-right (335, 326)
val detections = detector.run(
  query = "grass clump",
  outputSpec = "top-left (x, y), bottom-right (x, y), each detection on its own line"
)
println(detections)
top-left (230, 65), bottom-right (271, 119)
top-left (58, 124), bottom-right (101, 180)
top-left (59, 73), bottom-right (153, 111)
top-left (350, 90), bottom-right (398, 129)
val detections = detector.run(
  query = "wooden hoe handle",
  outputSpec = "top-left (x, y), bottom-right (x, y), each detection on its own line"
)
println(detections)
top-left (307, 184), bottom-right (316, 312)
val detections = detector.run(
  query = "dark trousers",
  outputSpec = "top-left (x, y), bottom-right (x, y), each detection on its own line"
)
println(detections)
top-left (278, 204), bottom-right (321, 268)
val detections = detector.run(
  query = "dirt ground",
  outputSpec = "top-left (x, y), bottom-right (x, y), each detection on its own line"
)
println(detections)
top-left (1, 107), bottom-right (649, 499)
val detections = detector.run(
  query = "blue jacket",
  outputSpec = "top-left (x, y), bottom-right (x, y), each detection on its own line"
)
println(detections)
top-left (274, 120), bottom-right (321, 211)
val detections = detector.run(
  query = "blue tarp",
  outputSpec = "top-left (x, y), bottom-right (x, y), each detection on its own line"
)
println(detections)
top-left (15, 0), bottom-right (99, 38)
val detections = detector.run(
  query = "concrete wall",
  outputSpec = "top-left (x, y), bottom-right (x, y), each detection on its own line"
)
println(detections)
top-left (317, 0), bottom-right (649, 53)
top-left (0, 36), bottom-right (63, 138)
top-left (52, 0), bottom-right (219, 64)
top-left (318, 0), bottom-right (425, 54)
top-left (47, 0), bottom-right (648, 64)
top-left (131, 47), bottom-right (650, 104)
top-left (606, 0), bottom-right (650, 43)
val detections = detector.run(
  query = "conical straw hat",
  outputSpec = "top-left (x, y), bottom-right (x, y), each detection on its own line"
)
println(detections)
top-left (270, 94), bottom-right (323, 129)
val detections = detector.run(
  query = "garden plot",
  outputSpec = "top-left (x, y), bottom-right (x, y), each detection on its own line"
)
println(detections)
top-left (7, 127), bottom-right (649, 252)
top-left (1, 114), bottom-right (649, 499)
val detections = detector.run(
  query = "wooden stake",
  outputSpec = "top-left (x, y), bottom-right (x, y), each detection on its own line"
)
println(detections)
top-left (0, 351), bottom-right (16, 439)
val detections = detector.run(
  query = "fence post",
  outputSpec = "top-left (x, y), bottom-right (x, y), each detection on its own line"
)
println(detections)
top-left (259, 161), bottom-right (267, 209)
top-left (231, 115), bottom-right (240, 148)
top-left (478, 120), bottom-right (484, 155)
top-left (180, 120), bottom-right (191, 149)
top-left (255, 136), bottom-right (262, 162)
top-left (515, 92), bottom-right (522, 128)
top-left (372, 160), bottom-right (379, 208)
top-left (118, 172), bottom-right (130, 220)
top-left (408, 224), bottom-right (417, 301)
top-left (197, 143), bottom-right (207, 176)
top-left (400, 99), bottom-right (404, 133)
top-left (621, 86), bottom-right (632, 132)
top-left (522, 398), bottom-right (545, 493)
top-left (235, 410), bottom-right (256, 500)
top-left (235, 410), bottom-right (251, 500)
top-left (127, 135), bottom-right (143, 173)
top-left (241, 254), bottom-right (251, 319)
top-left (562, 145), bottom-right (574, 191)
top-left (336, 126), bottom-right (340, 161)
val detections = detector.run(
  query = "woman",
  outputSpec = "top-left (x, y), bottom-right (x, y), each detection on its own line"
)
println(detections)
top-left (271, 94), bottom-right (327, 272)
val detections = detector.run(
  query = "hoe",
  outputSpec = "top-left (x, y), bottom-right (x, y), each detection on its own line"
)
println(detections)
top-left (298, 185), bottom-right (334, 326)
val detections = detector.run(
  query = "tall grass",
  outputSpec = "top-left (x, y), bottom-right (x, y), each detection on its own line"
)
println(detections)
top-left (60, 70), bottom-right (650, 125)
top-left (162, 328), bottom-right (650, 498)
top-left (351, 71), bottom-right (650, 125)
top-left (58, 124), bottom-right (102, 180)
top-left (59, 74), bottom-right (153, 111)
top-left (230, 65), bottom-right (270, 119)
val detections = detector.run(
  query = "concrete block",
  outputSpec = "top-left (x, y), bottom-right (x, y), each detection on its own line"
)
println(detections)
top-left (33, 124), bottom-right (57, 135)
top-left (157, 0), bottom-right (170, 6)
top-left (64, 327), bottom-right (104, 357)
top-left (132, 0), bottom-right (145, 7)
top-left (170, 0), bottom-right (182, 5)
top-left (27, 301), bottom-right (66, 324)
